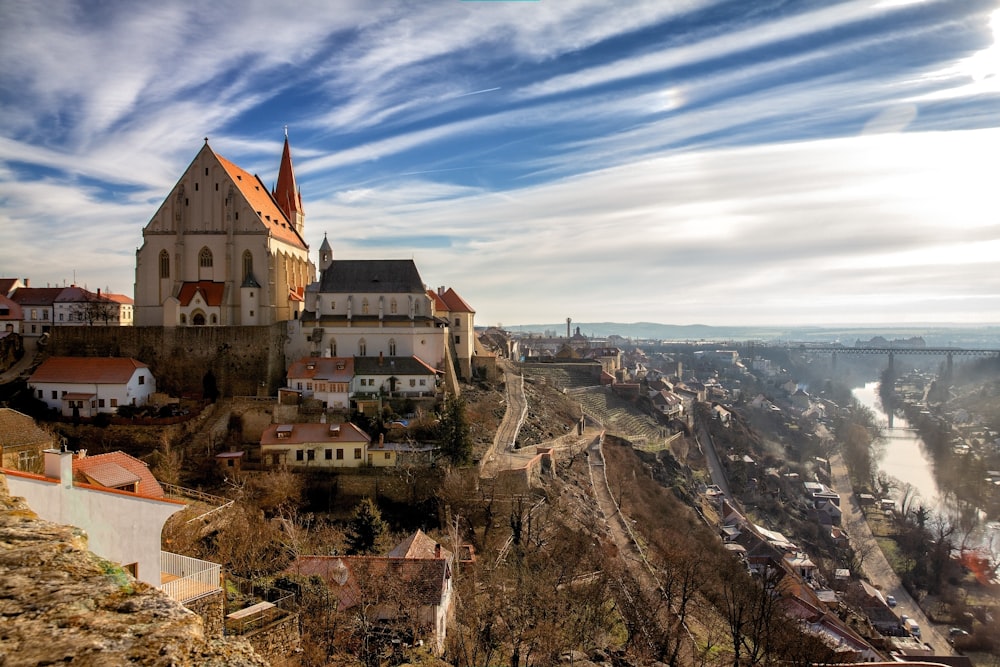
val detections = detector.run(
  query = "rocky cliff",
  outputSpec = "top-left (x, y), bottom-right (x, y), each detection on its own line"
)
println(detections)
top-left (0, 473), bottom-right (269, 667)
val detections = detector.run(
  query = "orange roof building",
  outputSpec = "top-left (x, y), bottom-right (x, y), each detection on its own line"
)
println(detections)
top-left (28, 356), bottom-right (156, 416)
top-left (134, 136), bottom-right (315, 327)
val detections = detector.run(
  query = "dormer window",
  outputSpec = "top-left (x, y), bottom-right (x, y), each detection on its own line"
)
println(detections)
top-left (276, 424), bottom-right (293, 439)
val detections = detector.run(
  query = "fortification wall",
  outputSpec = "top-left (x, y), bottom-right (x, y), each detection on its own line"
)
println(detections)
top-left (46, 324), bottom-right (289, 397)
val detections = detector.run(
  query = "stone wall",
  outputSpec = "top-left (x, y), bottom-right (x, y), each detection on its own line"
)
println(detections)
top-left (243, 613), bottom-right (301, 667)
top-left (46, 324), bottom-right (289, 397)
top-left (186, 590), bottom-right (226, 638)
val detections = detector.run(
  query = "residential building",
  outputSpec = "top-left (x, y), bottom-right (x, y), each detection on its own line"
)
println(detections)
top-left (427, 286), bottom-right (476, 379)
top-left (287, 530), bottom-right (454, 655)
top-left (53, 285), bottom-right (133, 327)
top-left (134, 136), bottom-right (314, 326)
top-left (28, 356), bottom-right (156, 416)
top-left (0, 408), bottom-right (55, 473)
top-left (3, 449), bottom-right (185, 587)
top-left (9, 286), bottom-right (62, 336)
top-left (260, 421), bottom-right (371, 469)
top-left (0, 292), bottom-right (23, 334)
top-left (286, 356), bottom-right (355, 410)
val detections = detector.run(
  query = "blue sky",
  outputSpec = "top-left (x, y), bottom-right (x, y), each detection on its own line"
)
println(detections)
top-left (1, 0), bottom-right (998, 327)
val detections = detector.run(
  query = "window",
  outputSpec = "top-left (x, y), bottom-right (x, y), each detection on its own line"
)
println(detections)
top-left (361, 298), bottom-right (369, 315)
top-left (199, 247), bottom-right (213, 267)
top-left (336, 449), bottom-right (344, 460)
top-left (455, 335), bottom-right (461, 344)
top-left (242, 250), bottom-right (253, 282)
top-left (307, 450), bottom-right (315, 461)
top-left (42, 310), bottom-right (48, 320)
top-left (330, 300), bottom-right (336, 311)
top-left (389, 339), bottom-right (396, 356)
top-left (385, 452), bottom-right (391, 460)
top-left (419, 379), bottom-right (426, 386)
top-left (329, 340), bottom-right (337, 356)
top-left (98, 399), bottom-right (105, 408)
top-left (180, 314), bottom-right (187, 325)
top-left (249, 310), bottom-right (254, 317)
top-left (36, 390), bottom-right (42, 399)
top-left (111, 398), bottom-right (118, 407)
top-left (455, 317), bottom-right (460, 327)
top-left (409, 379), bottom-right (416, 387)
top-left (358, 339), bottom-right (366, 356)
top-left (296, 450), bottom-right (304, 461)
top-left (59, 313), bottom-right (64, 322)
top-left (306, 383), bottom-right (313, 391)
top-left (159, 250), bottom-right (170, 278)
top-left (51, 391), bottom-right (57, 399)
top-left (138, 375), bottom-right (145, 385)
top-left (354, 448), bottom-right (362, 460)
top-left (325, 449), bottom-right (332, 460)
top-left (390, 299), bottom-right (398, 314)
top-left (297, 382), bottom-right (303, 390)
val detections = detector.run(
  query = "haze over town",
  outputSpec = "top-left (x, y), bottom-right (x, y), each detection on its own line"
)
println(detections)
top-left (2, 0), bottom-right (999, 327)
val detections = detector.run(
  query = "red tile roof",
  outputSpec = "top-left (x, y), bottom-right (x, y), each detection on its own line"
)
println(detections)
top-left (176, 281), bottom-right (226, 307)
top-left (260, 422), bottom-right (371, 447)
top-left (10, 287), bottom-right (64, 307)
top-left (73, 451), bottom-right (165, 498)
top-left (214, 151), bottom-right (307, 250)
top-left (273, 136), bottom-right (303, 223)
top-left (438, 287), bottom-right (475, 314)
top-left (286, 357), bottom-right (355, 381)
top-left (426, 289), bottom-right (448, 314)
top-left (28, 357), bottom-right (148, 385)
top-left (387, 530), bottom-right (453, 561)
top-left (0, 408), bottom-right (54, 449)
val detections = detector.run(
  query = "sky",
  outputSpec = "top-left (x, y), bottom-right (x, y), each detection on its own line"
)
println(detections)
top-left (1, 0), bottom-right (999, 328)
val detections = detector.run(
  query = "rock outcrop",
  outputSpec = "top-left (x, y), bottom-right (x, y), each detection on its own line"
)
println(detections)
top-left (0, 473), bottom-right (268, 667)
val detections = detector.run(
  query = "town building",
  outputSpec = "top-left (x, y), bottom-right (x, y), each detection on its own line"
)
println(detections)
top-left (28, 356), bottom-right (156, 416)
top-left (134, 136), bottom-right (314, 327)
top-left (53, 285), bottom-right (133, 327)
top-left (0, 408), bottom-right (55, 473)
top-left (287, 530), bottom-right (454, 655)
top-left (260, 421), bottom-right (372, 469)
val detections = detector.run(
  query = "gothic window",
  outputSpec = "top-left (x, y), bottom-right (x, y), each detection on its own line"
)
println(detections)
top-left (390, 299), bottom-right (398, 314)
top-left (359, 338), bottom-right (367, 356)
top-left (362, 298), bottom-right (369, 315)
top-left (389, 339), bottom-right (396, 356)
top-left (159, 250), bottom-right (170, 278)
top-left (242, 251), bottom-right (253, 282)
top-left (329, 340), bottom-right (337, 357)
top-left (199, 247), bottom-right (213, 268)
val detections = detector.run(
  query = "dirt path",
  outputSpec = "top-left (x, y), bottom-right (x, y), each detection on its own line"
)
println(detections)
top-left (829, 452), bottom-right (954, 654)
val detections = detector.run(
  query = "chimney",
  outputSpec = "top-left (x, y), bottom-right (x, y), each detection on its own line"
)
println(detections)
top-left (23, 278), bottom-right (29, 287)
top-left (434, 544), bottom-right (442, 559)
top-left (44, 448), bottom-right (74, 488)
top-left (379, 433), bottom-right (384, 446)
top-left (437, 286), bottom-right (444, 295)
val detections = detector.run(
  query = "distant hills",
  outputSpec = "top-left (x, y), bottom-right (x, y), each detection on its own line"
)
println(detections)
top-left (505, 322), bottom-right (1000, 348)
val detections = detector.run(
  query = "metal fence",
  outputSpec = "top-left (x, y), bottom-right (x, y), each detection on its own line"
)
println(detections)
top-left (159, 551), bottom-right (221, 604)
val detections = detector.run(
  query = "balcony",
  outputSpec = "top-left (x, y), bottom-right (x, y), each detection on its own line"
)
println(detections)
top-left (159, 551), bottom-right (221, 604)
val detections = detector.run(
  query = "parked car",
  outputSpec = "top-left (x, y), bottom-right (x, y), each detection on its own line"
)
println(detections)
top-left (886, 595), bottom-right (897, 607)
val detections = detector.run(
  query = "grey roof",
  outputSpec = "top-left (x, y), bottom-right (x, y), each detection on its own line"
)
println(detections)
top-left (318, 260), bottom-right (425, 294)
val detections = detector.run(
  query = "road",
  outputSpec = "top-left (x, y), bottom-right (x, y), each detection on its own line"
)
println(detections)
top-left (829, 452), bottom-right (954, 655)
top-left (0, 336), bottom-right (39, 384)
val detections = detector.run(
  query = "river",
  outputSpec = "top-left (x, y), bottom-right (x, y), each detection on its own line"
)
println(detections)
top-left (852, 381), bottom-right (999, 564)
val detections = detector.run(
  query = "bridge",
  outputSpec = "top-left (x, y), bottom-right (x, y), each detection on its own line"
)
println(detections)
top-left (820, 347), bottom-right (1000, 374)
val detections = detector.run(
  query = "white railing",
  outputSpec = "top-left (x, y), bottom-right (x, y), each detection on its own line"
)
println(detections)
top-left (159, 551), bottom-right (221, 604)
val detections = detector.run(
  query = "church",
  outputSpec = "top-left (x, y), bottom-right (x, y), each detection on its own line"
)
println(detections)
top-left (134, 136), bottom-right (314, 327)
top-left (134, 134), bottom-right (482, 382)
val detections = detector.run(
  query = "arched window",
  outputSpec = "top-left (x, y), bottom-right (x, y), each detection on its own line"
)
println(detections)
top-left (388, 339), bottom-right (396, 356)
top-left (199, 247), bottom-right (213, 268)
top-left (361, 298), bottom-right (369, 315)
top-left (192, 312), bottom-right (206, 326)
top-left (180, 314), bottom-right (187, 325)
top-left (242, 251), bottom-right (253, 282)
top-left (159, 250), bottom-right (170, 278)
top-left (210, 314), bottom-right (218, 324)
top-left (358, 338), bottom-right (367, 356)
top-left (329, 340), bottom-right (337, 357)
top-left (390, 298), bottom-right (398, 314)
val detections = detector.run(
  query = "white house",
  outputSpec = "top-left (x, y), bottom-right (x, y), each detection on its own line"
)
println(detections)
top-left (286, 356), bottom-right (355, 410)
top-left (3, 449), bottom-right (185, 587)
top-left (260, 421), bottom-right (372, 469)
top-left (53, 286), bottom-right (133, 327)
top-left (28, 357), bottom-right (156, 416)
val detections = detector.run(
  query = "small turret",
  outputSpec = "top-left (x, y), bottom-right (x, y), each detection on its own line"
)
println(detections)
top-left (318, 233), bottom-right (333, 272)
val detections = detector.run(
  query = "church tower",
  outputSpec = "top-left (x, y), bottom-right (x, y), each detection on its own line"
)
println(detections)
top-left (318, 233), bottom-right (333, 273)
top-left (273, 131), bottom-right (304, 236)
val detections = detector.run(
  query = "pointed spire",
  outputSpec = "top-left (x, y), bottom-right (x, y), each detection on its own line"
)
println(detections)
top-left (273, 131), bottom-right (304, 235)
